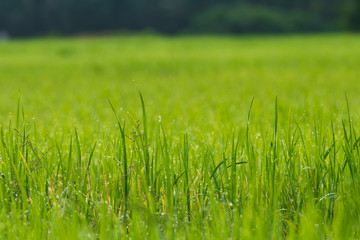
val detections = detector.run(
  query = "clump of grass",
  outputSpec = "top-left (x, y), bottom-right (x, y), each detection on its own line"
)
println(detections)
top-left (1, 94), bottom-right (360, 239)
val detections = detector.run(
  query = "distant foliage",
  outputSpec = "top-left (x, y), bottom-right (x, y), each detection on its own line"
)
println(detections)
top-left (190, 4), bottom-right (334, 33)
top-left (343, 0), bottom-right (360, 30)
top-left (0, 0), bottom-right (358, 36)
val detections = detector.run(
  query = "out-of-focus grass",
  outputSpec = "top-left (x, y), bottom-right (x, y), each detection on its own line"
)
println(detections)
top-left (0, 34), bottom-right (360, 239)
top-left (1, 34), bottom-right (359, 134)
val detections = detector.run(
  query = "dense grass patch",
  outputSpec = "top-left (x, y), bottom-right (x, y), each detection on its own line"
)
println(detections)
top-left (0, 34), bottom-right (360, 239)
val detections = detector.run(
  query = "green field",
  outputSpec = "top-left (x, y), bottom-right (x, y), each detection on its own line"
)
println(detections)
top-left (1, 34), bottom-right (360, 239)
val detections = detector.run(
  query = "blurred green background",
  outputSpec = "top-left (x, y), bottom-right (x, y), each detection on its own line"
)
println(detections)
top-left (1, 35), bottom-right (359, 137)
top-left (0, 0), bottom-right (359, 37)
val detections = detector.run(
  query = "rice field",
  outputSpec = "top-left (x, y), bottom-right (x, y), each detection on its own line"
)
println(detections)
top-left (0, 34), bottom-right (360, 239)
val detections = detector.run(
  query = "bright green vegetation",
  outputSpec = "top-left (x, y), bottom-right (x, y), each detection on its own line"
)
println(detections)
top-left (0, 34), bottom-right (360, 239)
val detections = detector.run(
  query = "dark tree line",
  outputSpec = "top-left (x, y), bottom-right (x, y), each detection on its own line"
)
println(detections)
top-left (0, 0), bottom-right (359, 37)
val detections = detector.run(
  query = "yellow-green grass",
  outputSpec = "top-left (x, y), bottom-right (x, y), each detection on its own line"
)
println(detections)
top-left (0, 34), bottom-right (360, 239)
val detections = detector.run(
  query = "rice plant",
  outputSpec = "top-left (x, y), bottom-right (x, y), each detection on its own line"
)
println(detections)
top-left (0, 34), bottom-right (360, 239)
